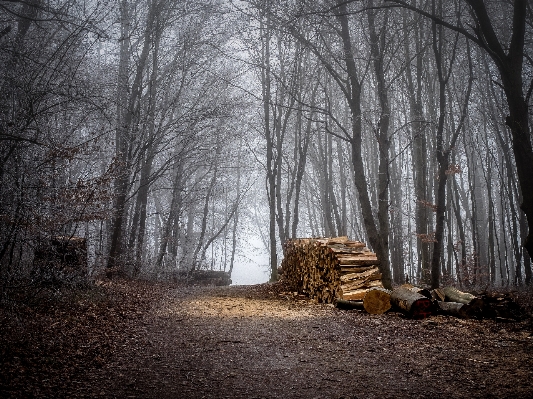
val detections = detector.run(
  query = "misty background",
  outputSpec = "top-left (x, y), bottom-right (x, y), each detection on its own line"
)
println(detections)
top-left (1, 0), bottom-right (532, 290)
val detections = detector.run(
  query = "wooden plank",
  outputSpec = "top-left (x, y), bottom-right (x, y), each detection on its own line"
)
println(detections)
top-left (341, 289), bottom-right (369, 301)
top-left (328, 247), bottom-right (365, 253)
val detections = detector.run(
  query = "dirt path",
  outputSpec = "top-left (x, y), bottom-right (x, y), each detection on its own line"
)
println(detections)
top-left (2, 281), bottom-right (533, 398)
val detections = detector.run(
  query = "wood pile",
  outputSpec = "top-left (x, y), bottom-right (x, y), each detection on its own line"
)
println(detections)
top-left (33, 236), bottom-right (88, 285)
top-left (281, 237), bottom-right (525, 321)
top-left (280, 236), bottom-right (383, 304)
top-left (172, 270), bottom-right (232, 286)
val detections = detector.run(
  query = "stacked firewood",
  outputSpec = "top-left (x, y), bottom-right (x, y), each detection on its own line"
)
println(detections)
top-left (280, 236), bottom-right (383, 303)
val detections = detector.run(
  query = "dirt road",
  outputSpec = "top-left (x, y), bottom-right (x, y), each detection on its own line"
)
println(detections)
top-left (2, 281), bottom-right (533, 398)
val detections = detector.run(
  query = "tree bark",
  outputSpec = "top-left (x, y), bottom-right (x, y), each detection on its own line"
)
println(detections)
top-left (260, 10), bottom-right (278, 282)
top-left (465, 0), bottom-right (533, 263)
top-left (336, 1), bottom-right (392, 289)
top-left (390, 286), bottom-right (434, 319)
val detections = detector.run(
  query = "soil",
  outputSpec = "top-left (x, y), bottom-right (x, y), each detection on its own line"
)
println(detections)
top-left (1, 279), bottom-right (533, 399)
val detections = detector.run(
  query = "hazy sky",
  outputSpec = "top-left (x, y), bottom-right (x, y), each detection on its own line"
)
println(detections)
top-left (231, 236), bottom-right (270, 285)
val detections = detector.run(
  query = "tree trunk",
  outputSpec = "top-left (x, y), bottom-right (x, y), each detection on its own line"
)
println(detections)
top-left (108, 0), bottom-right (156, 276)
top-left (403, 9), bottom-right (431, 283)
top-left (336, 1), bottom-right (392, 289)
top-left (260, 12), bottom-right (278, 282)
top-left (465, 0), bottom-right (533, 266)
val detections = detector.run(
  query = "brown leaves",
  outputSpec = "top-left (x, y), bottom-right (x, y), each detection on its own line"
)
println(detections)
top-left (0, 280), bottom-right (155, 398)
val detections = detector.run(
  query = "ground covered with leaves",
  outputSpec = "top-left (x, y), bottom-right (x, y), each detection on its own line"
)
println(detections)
top-left (1, 280), bottom-right (533, 398)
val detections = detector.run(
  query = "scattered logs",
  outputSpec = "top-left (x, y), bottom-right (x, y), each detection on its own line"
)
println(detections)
top-left (281, 236), bottom-right (383, 304)
top-left (442, 286), bottom-right (476, 304)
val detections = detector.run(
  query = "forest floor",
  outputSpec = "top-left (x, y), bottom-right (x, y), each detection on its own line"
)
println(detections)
top-left (1, 279), bottom-right (533, 399)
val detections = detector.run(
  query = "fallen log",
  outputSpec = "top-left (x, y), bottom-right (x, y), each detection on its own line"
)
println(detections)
top-left (436, 301), bottom-right (469, 318)
top-left (436, 300), bottom-right (483, 318)
top-left (391, 286), bottom-right (434, 319)
top-left (401, 284), bottom-right (432, 300)
top-left (363, 287), bottom-right (392, 315)
top-left (335, 299), bottom-right (365, 310)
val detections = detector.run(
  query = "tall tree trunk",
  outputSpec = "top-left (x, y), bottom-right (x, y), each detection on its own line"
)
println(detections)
top-left (465, 0), bottom-right (533, 264)
top-left (108, 0), bottom-right (156, 276)
top-left (429, 7), bottom-right (473, 288)
top-left (156, 160), bottom-right (184, 274)
top-left (107, 0), bottom-right (131, 276)
top-left (403, 9), bottom-right (431, 281)
top-left (336, 1), bottom-right (392, 289)
top-left (260, 10), bottom-right (278, 282)
top-left (367, 1), bottom-right (392, 288)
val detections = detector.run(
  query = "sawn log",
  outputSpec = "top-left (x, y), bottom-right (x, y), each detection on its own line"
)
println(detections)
top-left (391, 286), bottom-right (434, 319)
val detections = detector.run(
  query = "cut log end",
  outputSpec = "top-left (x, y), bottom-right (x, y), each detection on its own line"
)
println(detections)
top-left (363, 288), bottom-right (392, 315)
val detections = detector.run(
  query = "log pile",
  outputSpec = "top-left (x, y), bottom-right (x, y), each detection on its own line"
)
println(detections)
top-left (281, 237), bottom-right (525, 320)
top-left (281, 236), bottom-right (383, 303)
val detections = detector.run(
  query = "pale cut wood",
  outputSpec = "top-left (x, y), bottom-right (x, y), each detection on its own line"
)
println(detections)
top-left (342, 289), bottom-right (369, 301)
top-left (336, 253), bottom-right (377, 259)
top-left (340, 265), bottom-right (377, 273)
top-left (442, 286), bottom-right (477, 304)
top-left (341, 274), bottom-right (382, 291)
top-left (340, 259), bottom-right (381, 267)
top-left (340, 267), bottom-right (380, 282)
top-left (329, 247), bottom-right (365, 253)
top-left (343, 241), bottom-right (366, 248)
top-left (341, 281), bottom-right (384, 300)
top-left (336, 258), bottom-right (380, 266)
top-left (363, 288), bottom-right (392, 315)
top-left (322, 236), bottom-right (349, 244)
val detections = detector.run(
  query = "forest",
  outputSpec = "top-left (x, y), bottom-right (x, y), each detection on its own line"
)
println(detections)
top-left (1, 0), bottom-right (533, 291)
